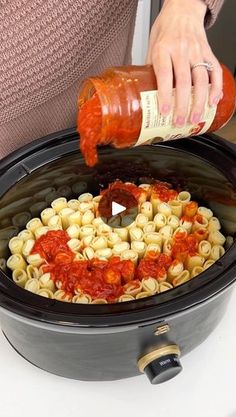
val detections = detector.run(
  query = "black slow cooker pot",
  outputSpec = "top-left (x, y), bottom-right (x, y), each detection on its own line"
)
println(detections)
top-left (0, 129), bottom-right (235, 384)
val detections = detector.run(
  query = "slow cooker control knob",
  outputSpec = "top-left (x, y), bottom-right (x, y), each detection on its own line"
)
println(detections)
top-left (137, 344), bottom-right (182, 384)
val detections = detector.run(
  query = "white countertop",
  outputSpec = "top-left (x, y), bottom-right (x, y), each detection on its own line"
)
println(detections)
top-left (0, 288), bottom-right (235, 417)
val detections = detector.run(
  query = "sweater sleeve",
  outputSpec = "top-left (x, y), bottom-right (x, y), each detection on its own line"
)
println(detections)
top-left (203, 0), bottom-right (225, 28)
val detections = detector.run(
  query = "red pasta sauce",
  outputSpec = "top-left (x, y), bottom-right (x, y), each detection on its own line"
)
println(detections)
top-left (78, 65), bottom-right (236, 167)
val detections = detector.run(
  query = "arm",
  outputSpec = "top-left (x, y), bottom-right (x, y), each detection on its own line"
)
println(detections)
top-left (204, 0), bottom-right (224, 27)
top-left (146, 0), bottom-right (224, 127)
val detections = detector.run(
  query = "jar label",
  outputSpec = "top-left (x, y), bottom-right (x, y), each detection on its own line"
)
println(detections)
top-left (134, 87), bottom-right (217, 146)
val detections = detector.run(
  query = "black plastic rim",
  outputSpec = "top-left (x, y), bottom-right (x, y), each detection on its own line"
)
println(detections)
top-left (0, 128), bottom-right (236, 327)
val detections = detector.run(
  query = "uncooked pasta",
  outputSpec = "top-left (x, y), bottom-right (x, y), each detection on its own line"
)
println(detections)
top-left (6, 180), bottom-right (229, 304)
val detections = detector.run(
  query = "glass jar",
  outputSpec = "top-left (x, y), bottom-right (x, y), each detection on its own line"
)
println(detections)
top-left (78, 64), bottom-right (236, 167)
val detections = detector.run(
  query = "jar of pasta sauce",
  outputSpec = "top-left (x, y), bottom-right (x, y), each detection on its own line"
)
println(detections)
top-left (78, 64), bottom-right (236, 167)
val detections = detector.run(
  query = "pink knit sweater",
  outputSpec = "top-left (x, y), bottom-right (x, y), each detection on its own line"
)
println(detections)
top-left (0, 0), bottom-right (224, 159)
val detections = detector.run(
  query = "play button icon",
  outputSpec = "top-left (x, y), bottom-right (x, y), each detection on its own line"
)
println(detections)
top-left (98, 188), bottom-right (139, 228)
top-left (112, 202), bottom-right (126, 216)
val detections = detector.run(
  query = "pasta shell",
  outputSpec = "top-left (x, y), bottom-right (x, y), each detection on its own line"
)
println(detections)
top-left (12, 269), bottom-right (28, 288)
top-left (121, 249), bottom-right (138, 265)
top-left (37, 289), bottom-right (54, 299)
top-left (153, 213), bottom-right (167, 230)
top-left (27, 265), bottom-right (40, 280)
top-left (135, 214), bottom-right (149, 229)
top-left (208, 230), bottom-right (226, 246)
top-left (92, 217), bottom-right (104, 227)
top-left (136, 291), bottom-right (152, 299)
top-left (78, 193), bottom-right (93, 203)
top-left (112, 242), bottom-right (130, 256)
top-left (203, 259), bottom-right (215, 270)
top-left (159, 282), bottom-right (173, 292)
top-left (172, 270), bottom-right (190, 287)
top-left (41, 208), bottom-right (56, 225)
top-left (159, 225), bottom-right (173, 240)
top-left (167, 215), bottom-right (179, 230)
top-left (143, 221), bottom-right (156, 234)
top-left (67, 199), bottom-right (81, 210)
top-left (129, 227), bottom-right (143, 242)
top-left (81, 210), bottom-right (95, 226)
top-left (191, 266), bottom-right (204, 278)
top-left (179, 218), bottom-right (192, 233)
top-left (210, 245), bottom-right (225, 260)
top-left (157, 203), bottom-right (172, 217)
top-left (80, 225), bottom-right (96, 238)
top-left (208, 217), bottom-right (221, 232)
top-left (68, 211), bottom-right (82, 226)
top-left (72, 294), bottom-right (92, 304)
top-left (118, 294), bottom-right (135, 302)
top-left (27, 254), bottom-right (45, 268)
top-left (34, 226), bottom-right (50, 239)
top-left (66, 224), bottom-right (81, 239)
top-left (145, 243), bottom-right (161, 257)
top-left (51, 197), bottom-right (68, 213)
top-left (97, 224), bottom-right (112, 237)
top-left (192, 215), bottom-right (209, 231)
top-left (83, 247), bottom-right (95, 260)
top-left (59, 208), bottom-right (75, 229)
top-left (197, 207), bottom-right (213, 220)
top-left (168, 260), bottom-right (184, 281)
top-left (22, 239), bottom-right (35, 258)
top-left (54, 290), bottom-right (72, 302)
top-left (124, 280), bottom-right (142, 296)
top-left (18, 229), bottom-right (34, 241)
top-left (113, 227), bottom-right (129, 241)
top-left (107, 233), bottom-right (122, 248)
top-left (81, 235), bottom-right (94, 247)
top-left (39, 273), bottom-right (55, 291)
top-left (162, 238), bottom-right (173, 256)
top-left (140, 201), bottom-right (153, 221)
top-left (91, 236), bottom-right (108, 251)
top-left (7, 254), bottom-right (27, 271)
top-left (25, 278), bottom-right (40, 294)
top-left (47, 215), bottom-right (62, 229)
top-left (131, 241), bottom-right (147, 258)
top-left (79, 202), bottom-right (94, 213)
top-left (186, 255), bottom-right (205, 271)
top-left (143, 232), bottom-right (162, 246)
top-left (142, 277), bottom-right (159, 294)
top-left (177, 191), bottom-right (191, 206)
top-left (9, 237), bottom-right (24, 255)
top-left (91, 299), bottom-right (108, 304)
top-left (95, 248), bottom-right (113, 259)
top-left (26, 218), bottom-right (43, 232)
top-left (169, 200), bottom-right (182, 218)
top-left (198, 240), bottom-right (211, 258)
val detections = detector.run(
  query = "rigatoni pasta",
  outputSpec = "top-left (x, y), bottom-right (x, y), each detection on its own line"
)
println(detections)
top-left (6, 179), bottom-right (229, 304)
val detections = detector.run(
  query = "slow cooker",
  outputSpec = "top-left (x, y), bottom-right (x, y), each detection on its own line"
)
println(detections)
top-left (0, 128), bottom-right (235, 384)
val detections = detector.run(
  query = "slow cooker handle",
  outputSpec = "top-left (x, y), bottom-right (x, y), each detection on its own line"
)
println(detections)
top-left (137, 344), bottom-right (182, 384)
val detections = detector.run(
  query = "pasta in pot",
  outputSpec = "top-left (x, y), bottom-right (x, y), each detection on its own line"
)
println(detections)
top-left (6, 180), bottom-right (229, 304)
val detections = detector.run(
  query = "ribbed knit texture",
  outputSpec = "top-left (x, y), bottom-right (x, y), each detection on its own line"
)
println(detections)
top-left (0, 0), bottom-right (224, 159)
top-left (204, 0), bottom-right (224, 27)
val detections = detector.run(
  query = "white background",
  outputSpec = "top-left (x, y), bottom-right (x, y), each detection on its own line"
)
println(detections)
top-left (0, 288), bottom-right (235, 417)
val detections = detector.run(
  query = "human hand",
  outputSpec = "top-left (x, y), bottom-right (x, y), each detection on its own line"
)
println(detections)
top-left (146, 0), bottom-right (223, 127)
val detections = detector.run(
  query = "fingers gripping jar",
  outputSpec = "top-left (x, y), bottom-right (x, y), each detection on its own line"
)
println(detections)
top-left (78, 65), bottom-right (236, 167)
